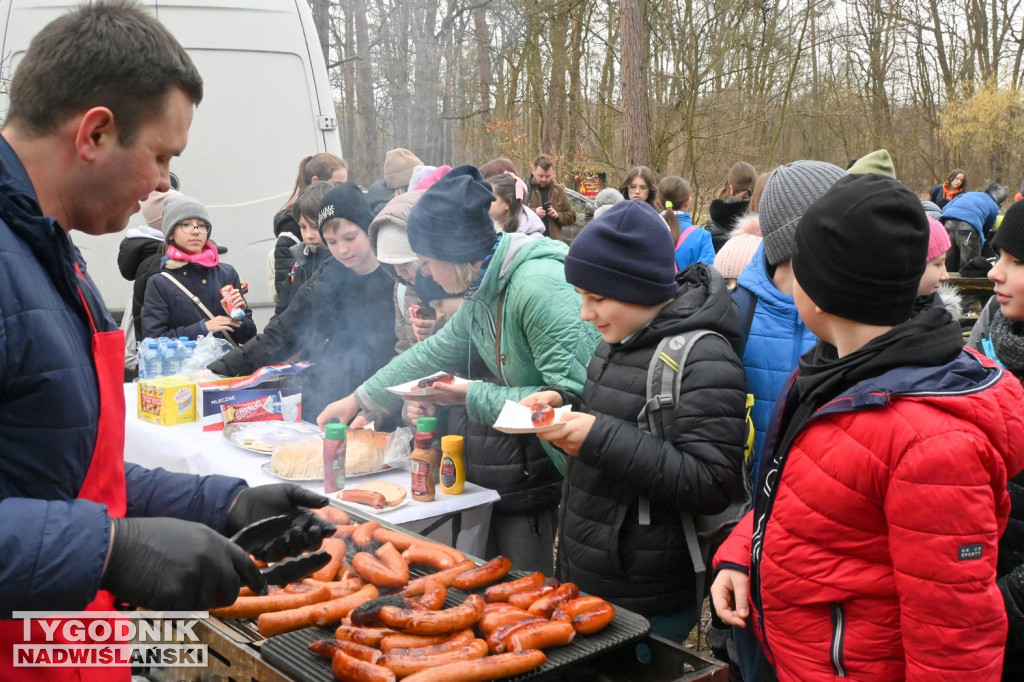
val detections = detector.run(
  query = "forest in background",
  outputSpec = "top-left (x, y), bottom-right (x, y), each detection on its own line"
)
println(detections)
top-left (311, 0), bottom-right (1024, 216)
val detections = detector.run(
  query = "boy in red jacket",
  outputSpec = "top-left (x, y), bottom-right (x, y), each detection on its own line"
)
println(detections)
top-left (711, 173), bottom-right (1024, 681)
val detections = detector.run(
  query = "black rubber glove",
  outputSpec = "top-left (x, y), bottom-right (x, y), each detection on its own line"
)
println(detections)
top-left (101, 517), bottom-right (266, 610)
top-left (225, 484), bottom-right (334, 562)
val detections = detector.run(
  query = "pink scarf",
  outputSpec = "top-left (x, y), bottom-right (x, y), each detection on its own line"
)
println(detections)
top-left (166, 241), bottom-right (220, 268)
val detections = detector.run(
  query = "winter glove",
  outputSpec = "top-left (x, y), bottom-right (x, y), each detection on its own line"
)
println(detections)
top-left (101, 517), bottom-right (266, 610)
top-left (225, 484), bottom-right (334, 562)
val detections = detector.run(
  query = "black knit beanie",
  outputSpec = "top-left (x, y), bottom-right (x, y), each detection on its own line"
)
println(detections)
top-left (407, 164), bottom-right (498, 263)
top-left (994, 200), bottom-right (1024, 261)
top-left (564, 200), bottom-right (677, 306)
top-left (317, 182), bottom-right (374, 234)
top-left (792, 173), bottom-right (928, 326)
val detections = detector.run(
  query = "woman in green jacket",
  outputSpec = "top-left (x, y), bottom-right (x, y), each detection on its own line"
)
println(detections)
top-left (317, 165), bottom-right (599, 478)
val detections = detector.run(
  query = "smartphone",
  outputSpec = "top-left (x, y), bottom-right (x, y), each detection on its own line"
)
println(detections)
top-left (543, 201), bottom-right (552, 211)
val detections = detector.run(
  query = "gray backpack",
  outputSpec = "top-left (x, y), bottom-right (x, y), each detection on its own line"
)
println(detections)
top-left (635, 330), bottom-right (754, 604)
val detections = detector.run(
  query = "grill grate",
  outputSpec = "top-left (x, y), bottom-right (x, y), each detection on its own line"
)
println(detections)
top-left (263, 603), bottom-right (650, 682)
top-left (228, 503), bottom-right (651, 680)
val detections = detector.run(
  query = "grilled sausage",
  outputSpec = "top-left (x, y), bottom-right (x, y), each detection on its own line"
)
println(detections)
top-left (399, 649), bottom-right (547, 682)
top-left (451, 557), bottom-right (512, 591)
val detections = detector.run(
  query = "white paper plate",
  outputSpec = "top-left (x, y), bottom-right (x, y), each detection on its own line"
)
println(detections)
top-left (332, 492), bottom-right (410, 514)
top-left (492, 399), bottom-right (573, 435)
top-left (260, 461), bottom-right (323, 482)
top-left (386, 375), bottom-right (470, 398)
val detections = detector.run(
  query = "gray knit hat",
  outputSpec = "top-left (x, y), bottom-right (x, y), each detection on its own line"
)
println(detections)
top-left (162, 195), bottom-right (211, 240)
top-left (759, 161), bottom-right (845, 266)
top-left (920, 200), bottom-right (943, 220)
top-left (593, 187), bottom-right (625, 219)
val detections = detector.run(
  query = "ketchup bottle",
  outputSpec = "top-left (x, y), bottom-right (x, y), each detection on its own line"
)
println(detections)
top-left (323, 423), bottom-right (347, 494)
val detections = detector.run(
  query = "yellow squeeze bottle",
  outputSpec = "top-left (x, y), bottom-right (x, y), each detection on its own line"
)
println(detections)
top-left (439, 435), bottom-right (466, 495)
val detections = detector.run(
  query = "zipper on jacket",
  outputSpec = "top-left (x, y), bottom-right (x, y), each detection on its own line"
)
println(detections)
top-left (830, 602), bottom-right (847, 677)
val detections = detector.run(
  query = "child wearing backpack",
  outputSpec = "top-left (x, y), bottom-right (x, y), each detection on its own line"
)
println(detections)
top-left (522, 200), bottom-right (748, 641)
top-left (712, 173), bottom-right (1024, 681)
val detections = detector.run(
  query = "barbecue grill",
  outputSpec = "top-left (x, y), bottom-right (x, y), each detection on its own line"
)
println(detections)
top-left (137, 503), bottom-right (729, 682)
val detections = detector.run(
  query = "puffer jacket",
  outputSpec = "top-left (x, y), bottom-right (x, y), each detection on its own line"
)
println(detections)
top-left (209, 258), bottom-right (397, 421)
top-left (446, 386), bottom-right (562, 516)
top-left (286, 241), bottom-right (331, 304)
top-left (0, 135), bottom-right (245, 614)
top-left (272, 209), bottom-right (302, 314)
top-left (737, 244), bottom-right (816, 469)
top-left (141, 258), bottom-right (257, 344)
top-left (355, 233), bottom-right (601, 474)
top-left (714, 349), bottom-right (1024, 681)
top-left (941, 191), bottom-right (1000, 244)
top-left (557, 264), bottom-right (747, 616)
top-left (117, 226), bottom-right (163, 281)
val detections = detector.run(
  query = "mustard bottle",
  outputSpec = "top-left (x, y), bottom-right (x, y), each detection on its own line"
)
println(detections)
top-left (439, 435), bottom-right (466, 495)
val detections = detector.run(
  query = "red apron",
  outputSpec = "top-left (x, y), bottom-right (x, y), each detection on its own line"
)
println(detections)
top-left (0, 267), bottom-right (129, 681)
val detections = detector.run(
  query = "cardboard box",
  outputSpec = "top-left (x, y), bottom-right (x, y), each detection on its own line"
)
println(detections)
top-left (197, 362), bottom-right (307, 431)
top-left (137, 376), bottom-right (196, 426)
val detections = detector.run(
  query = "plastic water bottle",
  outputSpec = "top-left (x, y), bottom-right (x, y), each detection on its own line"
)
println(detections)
top-left (160, 339), bottom-right (181, 376)
top-left (184, 340), bottom-right (197, 362)
top-left (178, 337), bottom-right (192, 365)
top-left (139, 340), bottom-right (161, 380)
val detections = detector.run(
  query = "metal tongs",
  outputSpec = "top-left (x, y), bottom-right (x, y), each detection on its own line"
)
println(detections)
top-left (230, 513), bottom-right (336, 587)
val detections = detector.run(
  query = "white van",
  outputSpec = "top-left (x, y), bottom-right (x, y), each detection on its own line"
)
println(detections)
top-left (0, 0), bottom-right (342, 324)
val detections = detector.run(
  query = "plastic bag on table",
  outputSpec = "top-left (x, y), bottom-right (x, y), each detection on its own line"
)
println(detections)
top-left (182, 334), bottom-right (233, 375)
top-left (383, 427), bottom-right (414, 471)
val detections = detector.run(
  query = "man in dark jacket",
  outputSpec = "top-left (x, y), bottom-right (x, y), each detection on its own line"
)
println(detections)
top-left (524, 153), bottom-right (577, 242)
top-left (0, 4), bottom-right (329, 666)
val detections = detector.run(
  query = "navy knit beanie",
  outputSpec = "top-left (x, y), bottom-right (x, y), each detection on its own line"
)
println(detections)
top-left (407, 165), bottom-right (498, 263)
top-left (793, 173), bottom-right (928, 326)
top-left (564, 200), bottom-right (677, 306)
top-left (317, 182), bottom-right (374, 234)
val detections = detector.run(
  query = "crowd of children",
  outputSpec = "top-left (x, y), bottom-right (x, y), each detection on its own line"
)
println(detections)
top-left (120, 145), bottom-right (1024, 679)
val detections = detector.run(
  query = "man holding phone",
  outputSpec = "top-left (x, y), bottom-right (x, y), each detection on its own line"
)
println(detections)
top-left (525, 154), bottom-right (576, 242)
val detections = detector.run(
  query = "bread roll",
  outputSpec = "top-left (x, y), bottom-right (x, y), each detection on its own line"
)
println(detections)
top-left (271, 438), bottom-right (323, 479)
top-left (354, 480), bottom-right (407, 506)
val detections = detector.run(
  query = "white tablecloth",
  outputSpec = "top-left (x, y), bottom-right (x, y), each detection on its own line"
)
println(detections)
top-left (122, 383), bottom-right (498, 556)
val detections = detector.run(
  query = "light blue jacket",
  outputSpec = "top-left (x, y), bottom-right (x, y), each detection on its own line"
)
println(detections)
top-left (737, 244), bottom-right (817, 471)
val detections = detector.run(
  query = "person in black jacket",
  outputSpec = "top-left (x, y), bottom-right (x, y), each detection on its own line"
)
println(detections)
top-left (210, 183), bottom-right (397, 421)
top-left (704, 162), bottom-right (758, 251)
top-left (117, 188), bottom-right (181, 340)
top-left (523, 200), bottom-right (747, 642)
top-left (272, 153), bottom-right (347, 314)
top-left (284, 181), bottom-right (334, 302)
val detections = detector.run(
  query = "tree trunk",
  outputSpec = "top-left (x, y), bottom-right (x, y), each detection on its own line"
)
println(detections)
top-left (620, 0), bottom-right (650, 167)
top-left (352, 0), bottom-right (377, 174)
top-left (473, 9), bottom-right (492, 122)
